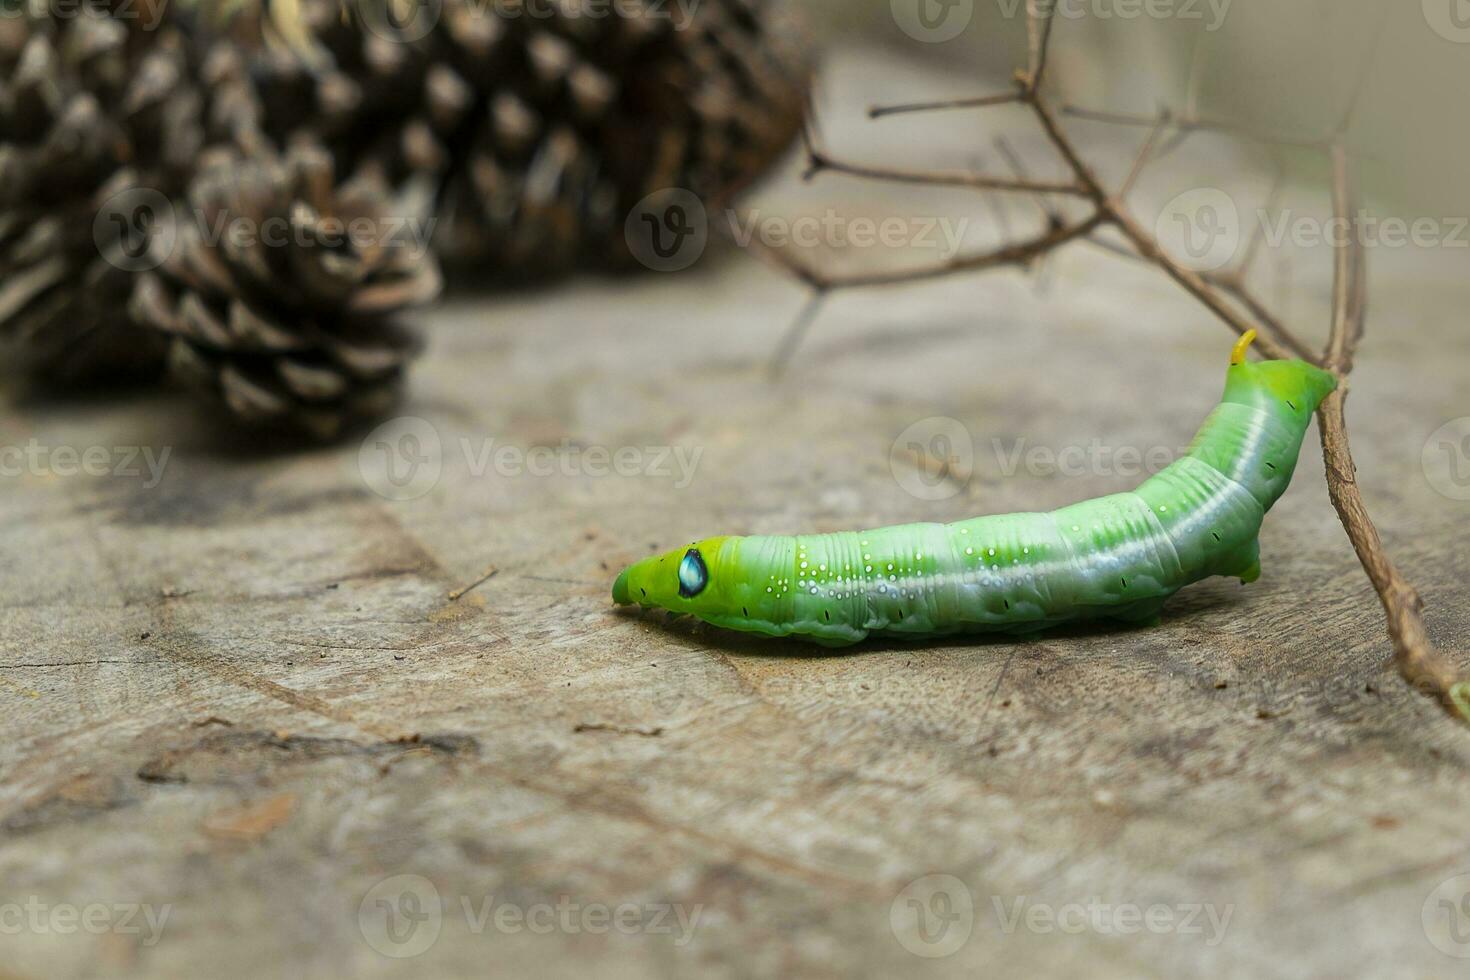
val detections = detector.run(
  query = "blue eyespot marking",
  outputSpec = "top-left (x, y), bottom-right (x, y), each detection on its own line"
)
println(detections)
top-left (678, 549), bottom-right (708, 598)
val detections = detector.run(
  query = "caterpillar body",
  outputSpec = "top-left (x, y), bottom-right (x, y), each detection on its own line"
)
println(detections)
top-left (612, 333), bottom-right (1337, 647)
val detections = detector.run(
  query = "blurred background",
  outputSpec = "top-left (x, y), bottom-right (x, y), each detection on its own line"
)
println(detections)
top-left (800, 0), bottom-right (1463, 216)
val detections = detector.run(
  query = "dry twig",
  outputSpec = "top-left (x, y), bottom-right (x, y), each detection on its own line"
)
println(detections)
top-left (746, 6), bottom-right (1470, 722)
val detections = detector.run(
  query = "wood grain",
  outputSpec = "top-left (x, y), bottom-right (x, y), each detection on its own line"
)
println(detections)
top-left (2, 47), bottom-right (1469, 980)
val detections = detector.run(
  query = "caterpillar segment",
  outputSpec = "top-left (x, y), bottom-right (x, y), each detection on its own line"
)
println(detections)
top-left (612, 332), bottom-right (1337, 646)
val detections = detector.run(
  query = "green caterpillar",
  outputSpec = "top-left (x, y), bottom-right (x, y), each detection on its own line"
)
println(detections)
top-left (613, 333), bottom-right (1337, 646)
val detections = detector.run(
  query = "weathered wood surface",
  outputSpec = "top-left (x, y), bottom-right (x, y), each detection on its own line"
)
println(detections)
top-left (4, 48), bottom-right (1470, 980)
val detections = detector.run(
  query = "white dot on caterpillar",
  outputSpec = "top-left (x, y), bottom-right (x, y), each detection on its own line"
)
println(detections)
top-left (1158, 505), bottom-right (1168, 512)
top-left (988, 548), bottom-right (995, 556)
top-left (1023, 547), bottom-right (1030, 554)
top-left (964, 547), bottom-right (973, 555)
top-left (766, 587), bottom-right (772, 593)
top-left (819, 564), bottom-right (826, 571)
top-left (865, 565), bottom-right (873, 572)
top-left (1071, 524), bottom-right (1080, 532)
top-left (810, 587), bottom-right (817, 595)
top-left (800, 560), bottom-right (808, 569)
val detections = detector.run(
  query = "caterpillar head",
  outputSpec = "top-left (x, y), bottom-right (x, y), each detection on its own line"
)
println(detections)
top-left (613, 537), bottom-right (735, 617)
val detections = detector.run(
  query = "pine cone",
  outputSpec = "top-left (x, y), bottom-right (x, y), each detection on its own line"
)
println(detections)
top-left (0, 1), bottom-right (206, 384)
top-left (129, 140), bottom-right (442, 439)
top-left (240, 0), bottom-right (808, 277)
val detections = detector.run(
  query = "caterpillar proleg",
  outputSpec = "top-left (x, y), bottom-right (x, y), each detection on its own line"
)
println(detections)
top-left (612, 333), bottom-right (1337, 646)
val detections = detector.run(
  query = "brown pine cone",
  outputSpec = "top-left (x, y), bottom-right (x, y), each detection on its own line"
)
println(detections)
top-left (237, 0), bottom-right (809, 277)
top-left (129, 139), bottom-right (442, 439)
top-left (0, 2), bottom-right (207, 383)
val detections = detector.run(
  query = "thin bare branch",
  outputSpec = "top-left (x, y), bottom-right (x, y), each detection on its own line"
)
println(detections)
top-left (1119, 110), bottom-right (1170, 199)
top-left (993, 135), bottom-right (1061, 226)
top-left (1060, 104), bottom-right (1331, 151)
top-left (1202, 271), bottom-right (1318, 363)
top-left (748, 213), bottom-right (1105, 293)
top-left (1026, 0), bottom-right (1057, 92)
top-left (1325, 143), bottom-right (1365, 373)
top-left (1086, 234), bottom-right (1317, 363)
top-left (1312, 142), bottom-right (1468, 722)
top-left (768, 290), bottom-right (829, 380)
top-left (869, 91), bottom-right (1023, 119)
top-left (1236, 168), bottom-right (1284, 278)
top-left (806, 149), bottom-right (1088, 196)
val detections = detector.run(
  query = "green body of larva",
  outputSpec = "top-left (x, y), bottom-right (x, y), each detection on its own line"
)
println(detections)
top-left (613, 335), bottom-right (1337, 647)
